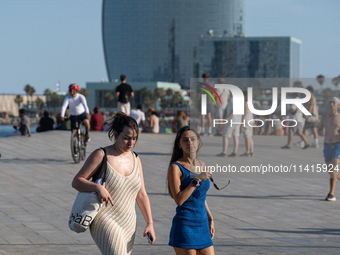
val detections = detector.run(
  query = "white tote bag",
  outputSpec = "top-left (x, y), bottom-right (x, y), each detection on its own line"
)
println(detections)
top-left (69, 191), bottom-right (103, 233)
top-left (69, 148), bottom-right (107, 233)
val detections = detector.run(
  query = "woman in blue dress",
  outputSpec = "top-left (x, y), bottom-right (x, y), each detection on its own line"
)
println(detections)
top-left (167, 126), bottom-right (215, 255)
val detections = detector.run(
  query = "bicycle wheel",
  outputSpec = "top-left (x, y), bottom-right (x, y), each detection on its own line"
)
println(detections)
top-left (80, 131), bottom-right (86, 161)
top-left (70, 130), bottom-right (81, 163)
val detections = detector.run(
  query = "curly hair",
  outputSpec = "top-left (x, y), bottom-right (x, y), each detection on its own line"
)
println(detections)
top-left (107, 112), bottom-right (139, 141)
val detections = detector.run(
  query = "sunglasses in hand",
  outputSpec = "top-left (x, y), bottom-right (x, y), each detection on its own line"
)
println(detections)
top-left (210, 177), bottom-right (230, 190)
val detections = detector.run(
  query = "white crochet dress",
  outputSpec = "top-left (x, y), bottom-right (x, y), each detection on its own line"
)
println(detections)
top-left (90, 153), bottom-right (141, 255)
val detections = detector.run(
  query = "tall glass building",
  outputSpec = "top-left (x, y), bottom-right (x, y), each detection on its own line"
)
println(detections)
top-left (102, 0), bottom-right (245, 87)
top-left (197, 36), bottom-right (301, 78)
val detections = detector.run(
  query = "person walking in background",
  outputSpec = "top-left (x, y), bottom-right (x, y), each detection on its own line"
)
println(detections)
top-left (167, 126), bottom-right (215, 254)
top-left (60, 84), bottom-right (91, 141)
top-left (72, 112), bottom-right (156, 254)
top-left (214, 77), bottom-right (230, 136)
top-left (240, 90), bottom-right (254, 157)
top-left (318, 97), bottom-right (340, 201)
top-left (130, 104), bottom-right (146, 131)
top-left (172, 110), bottom-right (189, 132)
top-left (115, 74), bottom-right (134, 116)
top-left (297, 86), bottom-right (319, 148)
top-left (90, 106), bottom-right (104, 131)
top-left (216, 96), bottom-right (241, 157)
top-left (146, 108), bottom-right (159, 134)
top-left (199, 73), bottom-right (213, 136)
top-left (37, 110), bottom-right (54, 132)
top-left (4, 108), bottom-right (32, 137)
top-left (281, 92), bottom-right (309, 149)
top-left (271, 115), bottom-right (285, 136)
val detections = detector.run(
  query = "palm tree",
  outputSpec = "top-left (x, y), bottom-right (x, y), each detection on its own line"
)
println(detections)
top-left (14, 95), bottom-right (23, 109)
top-left (29, 86), bottom-right (36, 108)
top-left (166, 88), bottom-right (173, 97)
top-left (160, 97), bottom-right (170, 109)
top-left (144, 95), bottom-right (155, 108)
top-left (140, 87), bottom-right (154, 108)
top-left (140, 87), bottom-right (151, 100)
top-left (50, 91), bottom-right (61, 110)
top-left (103, 91), bottom-right (114, 107)
top-left (35, 97), bottom-right (45, 110)
top-left (79, 88), bottom-right (89, 98)
top-left (332, 76), bottom-right (340, 88)
top-left (172, 91), bottom-right (182, 107)
top-left (154, 88), bottom-right (165, 111)
top-left (24, 84), bottom-right (32, 106)
top-left (44, 89), bottom-right (52, 108)
top-left (154, 88), bottom-right (165, 99)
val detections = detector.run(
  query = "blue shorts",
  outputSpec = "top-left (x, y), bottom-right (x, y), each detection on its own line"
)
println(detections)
top-left (323, 143), bottom-right (340, 163)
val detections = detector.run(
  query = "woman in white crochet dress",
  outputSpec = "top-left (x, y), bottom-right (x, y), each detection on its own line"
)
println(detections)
top-left (72, 112), bottom-right (156, 255)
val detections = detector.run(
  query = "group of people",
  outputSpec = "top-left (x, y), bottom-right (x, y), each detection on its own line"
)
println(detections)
top-left (4, 75), bottom-right (340, 254)
top-left (54, 77), bottom-right (215, 253)
top-left (72, 112), bottom-right (216, 255)
top-left (197, 73), bottom-right (324, 159)
top-left (281, 85), bottom-right (319, 149)
top-left (197, 73), bottom-right (255, 158)
top-left (130, 106), bottom-right (160, 134)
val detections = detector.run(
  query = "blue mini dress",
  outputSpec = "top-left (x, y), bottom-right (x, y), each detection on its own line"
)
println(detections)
top-left (168, 162), bottom-right (213, 249)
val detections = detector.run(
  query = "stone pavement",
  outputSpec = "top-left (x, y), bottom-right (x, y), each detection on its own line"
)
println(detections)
top-left (0, 131), bottom-right (340, 254)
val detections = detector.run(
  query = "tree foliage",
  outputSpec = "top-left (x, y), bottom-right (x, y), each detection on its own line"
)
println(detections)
top-left (23, 84), bottom-right (36, 107)
top-left (35, 97), bottom-right (45, 110)
top-left (103, 91), bottom-right (114, 107)
top-left (79, 88), bottom-right (89, 98)
top-left (140, 87), bottom-right (154, 108)
top-left (172, 91), bottom-right (182, 106)
top-left (166, 88), bottom-right (173, 97)
top-left (50, 91), bottom-right (62, 109)
top-left (14, 95), bottom-right (23, 108)
top-left (154, 88), bottom-right (165, 99)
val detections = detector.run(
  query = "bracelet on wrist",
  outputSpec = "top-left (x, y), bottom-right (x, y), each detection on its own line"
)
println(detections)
top-left (147, 222), bottom-right (153, 225)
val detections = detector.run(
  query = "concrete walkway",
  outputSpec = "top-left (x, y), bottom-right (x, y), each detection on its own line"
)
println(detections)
top-left (0, 131), bottom-right (340, 254)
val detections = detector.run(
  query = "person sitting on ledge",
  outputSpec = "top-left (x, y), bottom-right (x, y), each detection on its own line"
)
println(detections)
top-left (4, 109), bottom-right (31, 137)
top-left (145, 108), bottom-right (159, 134)
top-left (37, 111), bottom-right (54, 132)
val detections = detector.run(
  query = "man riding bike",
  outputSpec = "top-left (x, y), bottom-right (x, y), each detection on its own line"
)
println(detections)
top-left (60, 84), bottom-right (91, 142)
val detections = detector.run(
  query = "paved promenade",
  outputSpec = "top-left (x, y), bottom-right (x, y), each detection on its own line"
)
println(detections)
top-left (0, 131), bottom-right (340, 254)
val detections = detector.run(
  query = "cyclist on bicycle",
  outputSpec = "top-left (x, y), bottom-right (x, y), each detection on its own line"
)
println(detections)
top-left (60, 84), bottom-right (91, 142)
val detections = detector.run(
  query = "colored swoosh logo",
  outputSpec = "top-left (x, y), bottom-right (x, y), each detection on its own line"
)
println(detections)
top-left (197, 82), bottom-right (222, 106)
top-left (199, 88), bottom-right (217, 105)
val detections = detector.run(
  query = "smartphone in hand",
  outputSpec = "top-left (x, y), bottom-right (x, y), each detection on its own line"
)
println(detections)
top-left (146, 233), bottom-right (152, 244)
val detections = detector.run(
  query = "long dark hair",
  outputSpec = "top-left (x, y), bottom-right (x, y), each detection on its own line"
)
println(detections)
top-left (167, 126), bottom-right (201, 197)
top-left (107, 112), bottom-right (139, 142)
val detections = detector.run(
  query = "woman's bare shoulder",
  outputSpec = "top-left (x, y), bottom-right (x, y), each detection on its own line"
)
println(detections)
top-left (197, 159), bottom-right (205, 167)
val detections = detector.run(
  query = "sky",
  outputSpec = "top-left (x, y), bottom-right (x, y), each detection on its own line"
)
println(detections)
top-left (0, 0), bottom-right (339, 95)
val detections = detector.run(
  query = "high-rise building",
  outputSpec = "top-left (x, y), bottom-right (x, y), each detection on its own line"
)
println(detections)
top-left (102, 0), bottom-right (245, 87)
top-left (197, 36), bottom-right (301, 78)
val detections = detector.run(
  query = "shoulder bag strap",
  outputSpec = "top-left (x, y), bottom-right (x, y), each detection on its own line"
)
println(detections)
top-left (92, 147), bottom-right (107, 182)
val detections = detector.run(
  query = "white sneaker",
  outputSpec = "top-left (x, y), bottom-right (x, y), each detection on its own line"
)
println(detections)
top-left (294, 141), bottom-right (305, 148)
top-left (311, 144), bottom-right (319, 148)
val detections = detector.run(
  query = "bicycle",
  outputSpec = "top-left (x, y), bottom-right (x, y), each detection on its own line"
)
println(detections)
top-left (70, 119), bottom-right (87, 163)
